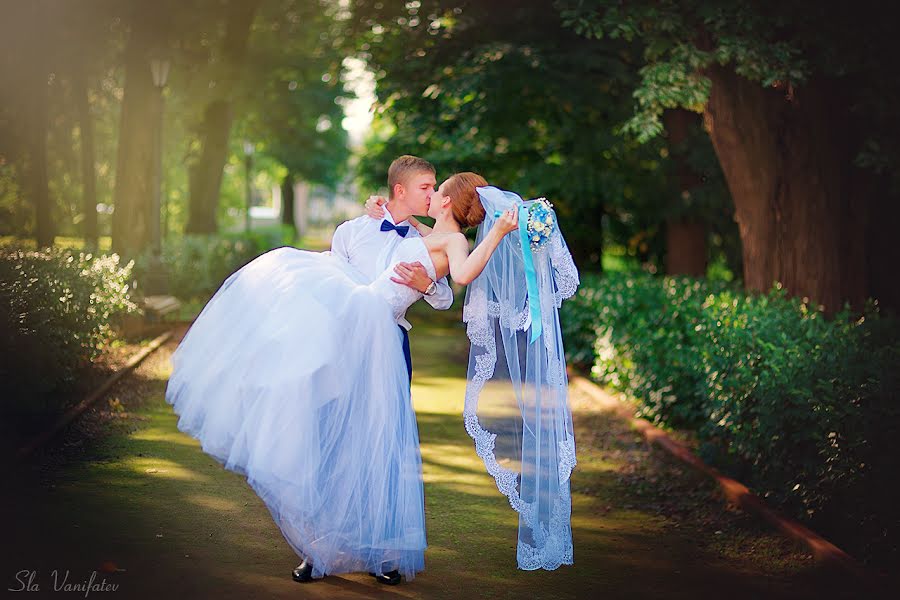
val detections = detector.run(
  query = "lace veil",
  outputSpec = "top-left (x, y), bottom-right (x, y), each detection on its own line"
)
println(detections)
top-left (462, 186), bottom-right (580, 570)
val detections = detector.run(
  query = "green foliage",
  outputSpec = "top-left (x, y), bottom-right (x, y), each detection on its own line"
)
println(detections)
top-left (133, 227), bottom-right (291, 302)
top-left (237, 0), bottom-right (351, 188)
top-left (347, 1), bottom-right (740, 273)
top-left (349, 0), bottom-right (669, 271)
top-left (558, 0), bottom-right (811, 141)
top-left (0, 246), bottom-right (139, 415)
top-left (558, 0), bottom-right (900, 182)
top-left (562, 272), bottom-right (900, 562)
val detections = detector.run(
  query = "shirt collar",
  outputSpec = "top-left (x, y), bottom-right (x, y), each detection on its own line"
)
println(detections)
top-left (382, 206), bottom-right (410, 228)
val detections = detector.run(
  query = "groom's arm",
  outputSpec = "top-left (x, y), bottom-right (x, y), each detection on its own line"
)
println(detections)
top-left (331, 220), bottom-right (352, 262)
top-left (391, 263), bottom-right (454, 310)
top-left (425, 276), bottom-right (453, 310)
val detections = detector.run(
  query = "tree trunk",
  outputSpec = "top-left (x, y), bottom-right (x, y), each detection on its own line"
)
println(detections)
top-left (28, 79), bottom-right (53, 248)
top-left (865, 178), bottom-right (900, 315)
top-left (74, 66), bottom-right (98, 249)
top-left (703, 65), bottom-right (867, 313)
top-left (185, 0), bottom-right (260, 234)
top-left (111, 2), bottom-right (167, 259)
top-left (294, 180), bottom-right (311, 238)
top-left (663, 108), bottom-right (707, 277)
top-left (281, 171), bottom-right (296, 238)
top-left (666, 221), bottom-right (707, 277)
top-left (27, 81), bottom-right (53, 248)
top-left (21, 1), bottom-right (54, 248)
top-left (186, 100), bottom-right (232, 234)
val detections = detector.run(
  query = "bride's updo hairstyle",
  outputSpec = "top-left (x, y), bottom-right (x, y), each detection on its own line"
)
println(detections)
top-left (444, 172), bottom-right (488, 228)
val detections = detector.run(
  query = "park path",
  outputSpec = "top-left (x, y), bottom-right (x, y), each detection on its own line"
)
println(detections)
top-left (4, 304), bottom-right (861, 599)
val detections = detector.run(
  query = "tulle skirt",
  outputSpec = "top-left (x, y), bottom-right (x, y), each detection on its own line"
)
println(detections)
top-left (165, 247), bottom-right (426, 579)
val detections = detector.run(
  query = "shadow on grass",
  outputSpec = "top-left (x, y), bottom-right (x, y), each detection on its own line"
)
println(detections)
top-left (3, 364), bottom-right (304, 599)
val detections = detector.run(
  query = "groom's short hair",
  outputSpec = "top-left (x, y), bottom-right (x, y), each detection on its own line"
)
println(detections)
top-left (388, 155), bottom-right (435, 198)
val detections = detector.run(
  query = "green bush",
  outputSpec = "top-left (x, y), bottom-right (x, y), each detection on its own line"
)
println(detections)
top-left (0, 247), bottom-right (139, 416)
top-left (134, 227), bottom-right (294, 301)
top-left (561, 272), bottom-right (900, 564)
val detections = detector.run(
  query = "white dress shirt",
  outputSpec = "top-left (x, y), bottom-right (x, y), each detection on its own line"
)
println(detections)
top-left (331, 207), bottom-right (453, 330)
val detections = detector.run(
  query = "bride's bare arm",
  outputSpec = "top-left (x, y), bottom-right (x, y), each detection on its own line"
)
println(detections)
top-left (407, 216), bottom-right (433, 236)
top-left (444, 208), bottom-right (518, 285)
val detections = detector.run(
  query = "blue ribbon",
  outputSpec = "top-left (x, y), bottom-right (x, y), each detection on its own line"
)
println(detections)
top-left (497, 205), bottom-right (541, 343)
top-left (517, 204), bottom-right (542, 343)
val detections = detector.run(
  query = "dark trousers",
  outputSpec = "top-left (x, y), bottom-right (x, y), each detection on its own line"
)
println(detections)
top-left (399, 325), bottom-right (412, 384)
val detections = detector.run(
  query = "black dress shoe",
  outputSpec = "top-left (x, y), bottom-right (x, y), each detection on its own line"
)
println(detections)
top-left (292, 559), bottom-right (314, 583)
top-left (368, 569), bottom-right (401, 585)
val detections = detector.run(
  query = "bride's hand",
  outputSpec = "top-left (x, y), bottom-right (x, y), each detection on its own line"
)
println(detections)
top-left (365, 195), bottom-right (387, 219)
top-left (494, 207), bottom-right (519, 235)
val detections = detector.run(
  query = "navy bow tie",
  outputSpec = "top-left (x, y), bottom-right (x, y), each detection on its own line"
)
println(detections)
top-left (380, 220), bottom-right (409, 237)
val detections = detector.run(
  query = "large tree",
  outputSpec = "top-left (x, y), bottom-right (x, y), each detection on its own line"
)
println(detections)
top-left (560, 0), bottom-right (900, 312)
top-left (111, 0), bottom-right (173, 258)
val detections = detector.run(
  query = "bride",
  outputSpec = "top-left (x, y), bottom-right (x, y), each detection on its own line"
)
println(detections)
top-left (165, 172), bottom-right (517, 583)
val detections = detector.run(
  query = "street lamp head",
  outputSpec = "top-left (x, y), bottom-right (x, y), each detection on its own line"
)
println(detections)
top-left (150, 57), bottom-right (171, 88)
top-left (243, 140), bottom-right (255, 156)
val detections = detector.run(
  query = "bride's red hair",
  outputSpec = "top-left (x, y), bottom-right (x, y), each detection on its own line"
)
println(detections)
top-left (444, 172), bottom-right (488, 228)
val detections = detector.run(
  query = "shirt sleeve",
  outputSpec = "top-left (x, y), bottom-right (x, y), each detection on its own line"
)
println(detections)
top-left (425, 276), bottom-right (454, 310)
top-left (331, 220), bottom-right (352, 262)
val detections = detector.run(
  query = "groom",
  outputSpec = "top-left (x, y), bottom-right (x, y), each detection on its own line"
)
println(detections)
top-left (291, 155), bottom-right (451, 585)
top-left (333, 154), bottom-right (451, 379)
top-left (332, 154), bottom-right (452, 381)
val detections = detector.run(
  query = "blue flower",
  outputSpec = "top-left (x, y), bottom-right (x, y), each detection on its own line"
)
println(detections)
top-left (526, 198), bottom-right (556, 252)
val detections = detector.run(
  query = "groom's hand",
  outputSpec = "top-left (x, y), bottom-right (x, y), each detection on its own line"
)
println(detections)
top-left (391, 261), bottom-right (433, 293)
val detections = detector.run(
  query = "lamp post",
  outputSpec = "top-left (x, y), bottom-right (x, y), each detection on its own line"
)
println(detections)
top-left (243, 140), bottom-right (254, 234)
top-left (147, 53), bottom-right (170, 296)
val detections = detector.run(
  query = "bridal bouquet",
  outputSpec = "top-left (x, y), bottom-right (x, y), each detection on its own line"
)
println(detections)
top-left (526, 197), bottom-right (556, 252)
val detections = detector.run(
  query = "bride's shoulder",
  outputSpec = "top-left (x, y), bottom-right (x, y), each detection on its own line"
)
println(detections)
top-left (429, 231), bottom-right (467, 248)
top-left (450, 232), bottom-right (469, 246)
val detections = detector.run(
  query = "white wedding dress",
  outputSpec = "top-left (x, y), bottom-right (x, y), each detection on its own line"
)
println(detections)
top-left (165, 238), bottom-right (436, 580)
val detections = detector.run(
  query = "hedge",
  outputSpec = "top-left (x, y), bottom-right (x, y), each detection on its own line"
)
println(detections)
top-left (561, 271), bottom-right (900, 564)
top-left (132, 226), bottom-right (293, 301)
top-left (1, 247), bottom-right (139, 416)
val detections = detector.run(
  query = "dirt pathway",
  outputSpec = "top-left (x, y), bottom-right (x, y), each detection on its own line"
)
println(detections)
top-left (3, 306), bottom-right (862, 599)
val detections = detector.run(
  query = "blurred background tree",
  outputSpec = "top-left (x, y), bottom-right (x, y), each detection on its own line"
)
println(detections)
top-left (0, 0), bottom-right (351, 259)
top-left (238, 0), bottom-right (351, 239)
